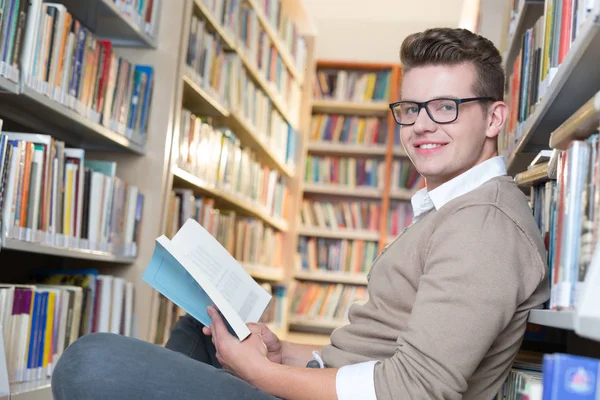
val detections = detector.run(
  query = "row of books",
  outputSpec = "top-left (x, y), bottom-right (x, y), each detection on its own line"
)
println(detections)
top-left (500, 0), bottom-right (595, 156)
top-left (0, 132), bottom-right (144, 257)
top-left (529, 134), bottom-right (598, 310)
top-left (188, 2), bottom-right (303, 126)
top-left (494, 353), bottom-right (600, 399)
top-left (230, 61), bottom-right (299, 167)
top-left (309, 114), bottom-right (388, 146)
top-left (290, 282), bottom-right (368, 323)
top-left (113, 0), bottom-right (162, 40)
top-left (176, 115), bottom-right (289, 222)
top-left (304, 156), bottom-right (385, 189)
top-left (299, 199), bottom-right (382, 232)
top-left (388, 201), bottom-right (413, 237)
top-left (5, 2), bottom-right (155, 144)
top-left (184, 26), bottom-right (300, 170)
top-left (314, 69), bottom-right (392, 102)
top-left (391, 159), bottom-right (424, 192)
top-left (186, 15), bottom-right (234, 109)
top-left (152, 282), bottom-right (287, 346)
top-left (297, 237), bottom-right (378, 275)
top-left (238, 2), bottom-right (302, 111)
top-left (251, 0), bottom-right (307, 75)
top-left (2, 269), bottom-right (135, 384)
top-left (200, 0), bottom-right (307, 80)
top-left (530, 133), bottom-right (600, 309)
top-left (166, 190), bottom-right (284, 270)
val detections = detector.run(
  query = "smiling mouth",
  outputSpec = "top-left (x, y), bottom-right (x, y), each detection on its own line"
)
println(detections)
top-left (415, 143), bottom-right (447, 149)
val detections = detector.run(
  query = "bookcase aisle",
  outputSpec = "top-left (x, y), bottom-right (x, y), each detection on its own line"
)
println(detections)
top-left (498, 0), bottom-right (600, 397)
top-left (147, 0), bottom-right (318, 344)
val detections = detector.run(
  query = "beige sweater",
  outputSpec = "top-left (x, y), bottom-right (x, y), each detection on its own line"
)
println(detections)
top-left (321, 176), bottom-right (550, 400)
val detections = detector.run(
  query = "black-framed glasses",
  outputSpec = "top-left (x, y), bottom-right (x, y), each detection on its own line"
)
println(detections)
top-left (389, 97), bottom-right (496, 126)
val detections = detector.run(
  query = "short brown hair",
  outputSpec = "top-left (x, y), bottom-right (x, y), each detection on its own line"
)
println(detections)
top-left (400, 28), bottom-right (504, 102)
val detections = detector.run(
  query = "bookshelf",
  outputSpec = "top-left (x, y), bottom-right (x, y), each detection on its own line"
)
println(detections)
top-left (0, 1), bottom-right (195, 398)
top-left (147, 0), bottom-right (318, 344)
top-left (288, 60), bottom-right (419, 335)
top-left (499, 0), bottom-right (600, 175)
top-left (501, 0), bottom-right (600, 393)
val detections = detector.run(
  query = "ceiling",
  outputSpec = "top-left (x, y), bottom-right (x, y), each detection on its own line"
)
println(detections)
top-left (301, 0), bottom-right (476, 63)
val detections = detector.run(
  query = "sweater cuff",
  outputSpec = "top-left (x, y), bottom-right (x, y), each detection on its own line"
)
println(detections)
top-left (335, 360), bottom-right (379, 400)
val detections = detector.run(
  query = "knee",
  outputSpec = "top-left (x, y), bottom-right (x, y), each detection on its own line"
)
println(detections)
top-left (51, 333), bottom-right (123, 398)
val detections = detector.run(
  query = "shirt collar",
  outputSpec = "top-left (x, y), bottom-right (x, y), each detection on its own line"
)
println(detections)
top-left (410, 156), bottom-right (507, 222)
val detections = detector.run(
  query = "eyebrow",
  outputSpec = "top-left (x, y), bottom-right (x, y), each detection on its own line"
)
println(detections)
top-left (399, 95), bottom-right (462, 102)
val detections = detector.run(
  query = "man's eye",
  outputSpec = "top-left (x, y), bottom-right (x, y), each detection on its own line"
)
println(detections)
top-left (405, 107), bottom-right (418, 114)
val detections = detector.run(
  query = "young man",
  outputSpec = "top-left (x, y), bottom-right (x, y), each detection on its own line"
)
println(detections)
top-left (51, 27), bottom-right (549, 400)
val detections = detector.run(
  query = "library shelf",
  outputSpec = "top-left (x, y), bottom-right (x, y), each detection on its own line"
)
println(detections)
top-left (0, 86), bottom-right (146, 154)
top-left (1, 238), bottom-right (136, 263)
top-left (528, 309), bottom-right (574, 331)
top-left (298, 226), bottom-right (380, 241)
top-left (182, 71), bottom-right (230, 118)
top-left (246, 0), bottom-right (304, 85)
top-left (549, 90), bottom-right (600, 150)
top-left (312, 100), bottom-right (389, 116)
top-left (191, 0), bottom-right (298, 131)
top-left (504, 11), bottom-right (600, 175)
top-left (237, 50), bottom-right (298, 131)
top-left (288, 317), bottom-right (346, 332)
top-left (226, 111), bottom-right (295, 179)
top-left (192, 0), bottom-right (237, 51)
top-left (307, 142), bottom-right (383, 156)
top-left (5, 378), bottom-right (51, 400)
top-left (514, 162), bottom-right (549, 186)
top-left (243, 264), bottom-right (285, 282)
top-left (172, 166), bottom-right (289, 232)
top-left (56, 0), bottom-right (158, 48)
top-left (302, 183), bottom-right (382, 199)
top-left (294, 270), bottom-right (368, 285)
top-left (390, 188), bottom-right (415, 201)
top-left (0, 75), bottom-right (19, 94)
top-left (502, 0), bottom-right (545, 70)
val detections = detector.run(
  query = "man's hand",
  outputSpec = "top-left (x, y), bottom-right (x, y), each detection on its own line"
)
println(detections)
top-left (203, 311), bottom-right (284, 364)
top-left (203, 306), bottom-right (272, 385)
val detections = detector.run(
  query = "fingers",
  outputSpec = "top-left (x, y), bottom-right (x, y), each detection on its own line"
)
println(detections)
top-left (207, 306), bottom-right (233, 343)
top-left (202, 326), bottom-right (212, 336)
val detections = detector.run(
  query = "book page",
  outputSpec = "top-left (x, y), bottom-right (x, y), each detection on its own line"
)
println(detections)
top-left (169, 219), bottom-right (272, 338)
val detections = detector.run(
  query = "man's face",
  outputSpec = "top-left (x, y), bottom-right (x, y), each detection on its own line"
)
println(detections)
top-left (399, 63), bottom-right (492, 190)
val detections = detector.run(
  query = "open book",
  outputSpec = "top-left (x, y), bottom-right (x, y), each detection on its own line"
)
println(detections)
top-left (142, 219), bottom-right (272, 340)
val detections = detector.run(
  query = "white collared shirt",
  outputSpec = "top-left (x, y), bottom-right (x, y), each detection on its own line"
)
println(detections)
top-left (334, 155), bottom-right (508, 400)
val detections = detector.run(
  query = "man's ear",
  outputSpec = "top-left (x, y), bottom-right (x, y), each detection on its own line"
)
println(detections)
top-left (486, 101), bottom-right (508, 139)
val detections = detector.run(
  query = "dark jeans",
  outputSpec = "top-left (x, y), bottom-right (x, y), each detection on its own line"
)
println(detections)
top-left (51, 314), bottom-right (279, 399)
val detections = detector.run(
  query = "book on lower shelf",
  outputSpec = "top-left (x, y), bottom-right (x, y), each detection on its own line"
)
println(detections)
top-left (289, 281), bottom-right (369, 330)
top-left (526, 131), bottom-right (599, 311)
top-left (142, 218), bottom-right (272, 340)
top-left (177, 111), bottom-right (290, 221)
top-left (0, 132), bottom-right (144, 258)
top-left (0, 269), bottom-right (135, 385)
top-left (166, 189), bottom-right (285, 271)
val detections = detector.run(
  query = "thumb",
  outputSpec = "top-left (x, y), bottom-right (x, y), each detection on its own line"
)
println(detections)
top-left (207, 306), bottom-right (232, 341)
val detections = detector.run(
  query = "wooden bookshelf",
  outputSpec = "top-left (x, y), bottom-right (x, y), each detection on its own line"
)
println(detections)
top-left (289, 60), bottom-right (416, 336)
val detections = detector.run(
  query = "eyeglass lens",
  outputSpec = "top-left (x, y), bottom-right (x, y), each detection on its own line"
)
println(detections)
top-left (392, 99), bottom-right (458, 125)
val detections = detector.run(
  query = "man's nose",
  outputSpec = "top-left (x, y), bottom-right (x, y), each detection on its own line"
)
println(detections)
top-left (413, 107), bottom-right (436, 134)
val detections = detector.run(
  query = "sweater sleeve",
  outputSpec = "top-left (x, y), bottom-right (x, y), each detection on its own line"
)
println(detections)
top-left (372, 206), bottom-right (545, 400)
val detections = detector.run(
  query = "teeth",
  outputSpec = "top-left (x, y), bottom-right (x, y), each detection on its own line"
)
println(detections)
top-left (419, 143), bottom-right (443, 149)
